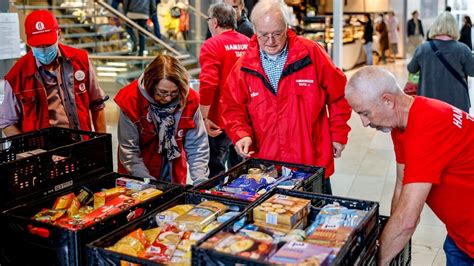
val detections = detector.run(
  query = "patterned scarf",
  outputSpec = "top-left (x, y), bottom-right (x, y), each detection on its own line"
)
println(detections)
top-left (148, 103), bottom-right (181, 160)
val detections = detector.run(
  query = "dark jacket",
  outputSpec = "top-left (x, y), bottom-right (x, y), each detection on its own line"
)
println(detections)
top-left (123, 0), bottom-right (156, 17)
top-left (459, 24), bottom-right (472, 50)
top-left (361, 21), bottom-right (373, 43)
top-left (407, 18), bottom-right (424, 37)
top-left (237, 14), bottom-right (254, 38)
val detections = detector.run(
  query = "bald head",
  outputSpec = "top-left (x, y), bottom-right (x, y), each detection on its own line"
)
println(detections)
top-left (346, 66), bottom-right (401, 104)
top-left (250, 0), bottom-right (289, 29)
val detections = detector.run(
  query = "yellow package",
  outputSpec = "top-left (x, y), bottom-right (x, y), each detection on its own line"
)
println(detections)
top-left (174, 201), bottom-right (228, 231)
top-left (143, 227), bottom-right (161, 244)
top-left (67, 197), bottom-right (81, 218)
top-left (155, 205), bottom-right (194, 226)
top-left (131, 188), bottom-right (163, 202)
top-left (107, 228), bottom-right (148, 256)
top-left (94, 187), bottom-right (127, 209)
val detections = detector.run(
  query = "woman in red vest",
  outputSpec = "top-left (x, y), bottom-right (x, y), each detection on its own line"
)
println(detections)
top-left (115, 54), bottom-right (210, 185)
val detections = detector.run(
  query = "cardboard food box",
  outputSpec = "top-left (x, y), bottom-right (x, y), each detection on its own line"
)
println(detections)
top-left (253, 194), bottom-right (311, 229)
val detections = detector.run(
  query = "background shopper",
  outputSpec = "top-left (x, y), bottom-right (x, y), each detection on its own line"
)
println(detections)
top-left (376, 13), bottom-right (389, 64)
top-left (459, 15), bottom-right (472, 50)
top-left (407, 10), bottom-right (424, 55)
top-left (0, 10), bottom-right (107, 137)
top-left (199, 3), bottom-right (249, 177)
top-left (222, 0), bottom-right (352, 194)
top-left (116, 54), bottom-right (209, 185)
top-left (386, 11), bottom-right (399, 62)
top-left (408, 11), bottom-right (474, 113)
top-left (346, 66), bottom-right (474, 266)
top-left (359, 13), bottom-right (373, 65)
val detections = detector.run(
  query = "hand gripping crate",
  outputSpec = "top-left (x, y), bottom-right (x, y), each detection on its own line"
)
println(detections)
top-left (193, 158), bottom-right (325, 202)
top-left (0, 127), bottom-right (113, 210)
top-left (87, 192), bottom-right (251, 265)
top-left (1, 172), bottom-right (183, 266)
top-left (192, 188), bottom-right (379, 266)
top-left (359, 215), bottom-right (412, 266)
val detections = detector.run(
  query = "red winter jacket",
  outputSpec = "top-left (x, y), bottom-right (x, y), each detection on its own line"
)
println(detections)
top-left (199, 30), bottom-right (249, 128)
top-left (4, 44), bottom-right (93, 132)
top-left (115, 80), bottom-right (202, 184)
top-left (222, 30), bottom-right (352, 178)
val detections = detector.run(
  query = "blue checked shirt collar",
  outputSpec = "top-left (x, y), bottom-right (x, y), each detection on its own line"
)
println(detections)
top-left (259, 43), bottom-right (288, 94)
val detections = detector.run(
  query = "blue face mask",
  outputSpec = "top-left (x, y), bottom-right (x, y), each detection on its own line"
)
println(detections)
top-left (32, 43), bottom-right (58, 65)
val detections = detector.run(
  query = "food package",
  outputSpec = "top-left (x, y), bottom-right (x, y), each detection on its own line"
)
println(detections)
top-left (238, 224), bottom-right (283, 243)
top-left (16, 148), bottom-right (47, 159)
top-left (33, 208), bottom-right (66, 223)
top-left (223, 175), bottom-right (268, 194)
top-left (304, 203), bottom-right (368, 253)
top-left (174, 201), bottom-right (228, 231)
top-left (155, 205), bottom-right (194, 226)
top-left (200, 231), bottom-right (276, 261)
top-left (57, 195), bottom-right (140, 230)
top-left (52, 193), bottom-right (75, 210)
top-left (94, 187), bottom-right (127, 209)
top-left (268, 241), bottom-right (334, 265)
top-left (216, 211), bottom-right (240, 223)
top-left (107, 228), bottom-right (148, 257)
top-left (131, 188), bottom-right (163, 202)
top-left (139, 224), bottom-right (184, 263)
top-left (116, 177), bottom-right (156, 192)
top-left (76, 187), bottom-right (94, 206)
top-left (143, 227), bottom-right (161, 244)
top-left (66, 197), bottom-right (81, 218)
top-left (253, 194), bottom-right (311, 229)
top-left (254, 215), bottom-right (308, 234)
top-left (202, 221), bottom-right (222, 233)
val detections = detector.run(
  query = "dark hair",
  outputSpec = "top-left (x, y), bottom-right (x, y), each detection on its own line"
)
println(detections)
top-left (464, 15), bottom-right (472, 27)
top-left (143, 54), bottom-right (189, 108)
top-left (411, 10), bottom-right (418, 16)
top-left (364, 13), bottom-right (371, 23)
top-left (208, 3), bottom-right (237, 29)
top-left (445, 6), bottom-right (451, 12)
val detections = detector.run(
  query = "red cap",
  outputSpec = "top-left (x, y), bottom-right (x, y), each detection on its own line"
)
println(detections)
top-left (25, 10), bottom-right (59, 47)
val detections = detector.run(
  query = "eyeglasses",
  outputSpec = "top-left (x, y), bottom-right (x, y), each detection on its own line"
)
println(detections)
top-left (156, 89), bottom-right (179, 98)
top-left (257, 30), bottom-right (285, 42)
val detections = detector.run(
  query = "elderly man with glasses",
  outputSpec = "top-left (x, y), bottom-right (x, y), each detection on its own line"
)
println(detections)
top-left (221, 0), bottom-right (352, 194)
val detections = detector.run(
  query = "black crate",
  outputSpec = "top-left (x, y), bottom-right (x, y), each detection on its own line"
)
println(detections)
top-left (360, 215), bottom-right (412, 266)
top-left (193, 158), bottom-right (325, 202)
top-left (0, 127), bottom-right (113, 210)
top-left (1, 172), bottom-right (183, 266)
top-left (192, 188), bottom-right (379, 266)
top-left (87, 192), bottom-right (250, 265)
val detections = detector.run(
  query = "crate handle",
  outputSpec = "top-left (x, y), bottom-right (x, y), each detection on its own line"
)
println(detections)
top-left (27, 225), bottom-right (50, 238)
top-left (0, 140), bottom-right (12, 152)
top-left (126, 208), bottom-right (144, 222)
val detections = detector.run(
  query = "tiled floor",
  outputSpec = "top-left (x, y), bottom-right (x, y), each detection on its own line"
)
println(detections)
top-left (335, 60), bottom-right (447, 265)
top-left (101, 59), bottom-right (448, 265)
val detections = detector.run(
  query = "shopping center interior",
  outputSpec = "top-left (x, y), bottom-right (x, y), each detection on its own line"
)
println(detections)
top-left (3, 0), bottom-right (474, 265)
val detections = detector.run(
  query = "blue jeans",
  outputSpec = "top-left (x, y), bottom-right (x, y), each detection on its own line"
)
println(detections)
top-left (364, 42), bottom-right (373, 65)
top-left (151, 11), bottom-right (162, 39)
top-left (444, 235), bottom-right (474, 266)
top-left (125, 19), bottom-right (147, 56)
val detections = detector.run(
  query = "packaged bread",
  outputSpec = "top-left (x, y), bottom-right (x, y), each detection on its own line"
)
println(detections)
top-left (253, 194), bottom-right (310, 228)
top-left (139, 224), bottom-right (184, 263)
top-left (155, 205), bottom-right (194, 226)
top-left (174, 201), bottom-right (228, 231)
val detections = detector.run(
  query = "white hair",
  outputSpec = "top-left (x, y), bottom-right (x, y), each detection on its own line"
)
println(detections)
top-left (250, 0), bottom-right (290, 28)
top-left (346, 66), bottom-right (402, 103)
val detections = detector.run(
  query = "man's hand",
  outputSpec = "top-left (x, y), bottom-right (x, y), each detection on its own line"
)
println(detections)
top-left (235, 136), bottom-right (254, 158)
top-left (204, 118), bottom-right (222, 137)
top-left (332, 142), bottom-right (345, 158)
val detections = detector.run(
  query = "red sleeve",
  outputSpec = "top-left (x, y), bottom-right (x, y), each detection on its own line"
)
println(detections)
top-left (221, 62), bottom-right (253, 143)
top-left (198, 41), bottom-right (221, 106)
top-left (314, 44), bottom-right (352, 144)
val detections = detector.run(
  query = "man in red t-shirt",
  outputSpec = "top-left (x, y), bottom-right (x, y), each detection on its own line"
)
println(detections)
top-left (199, 3), bottom-right (250, 177)
top-left (346, 66), bottom-right (474, 265)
